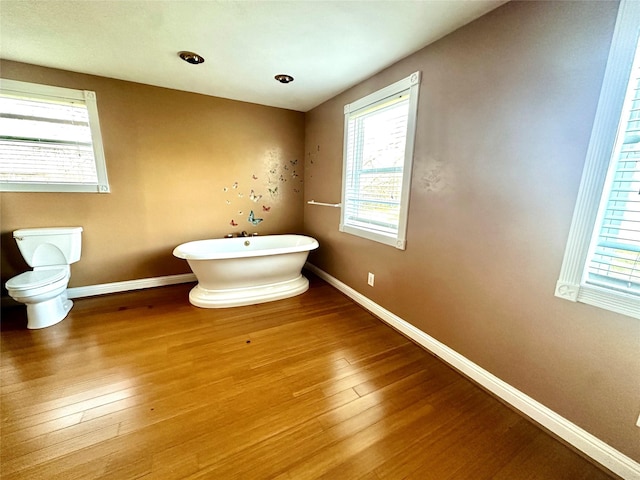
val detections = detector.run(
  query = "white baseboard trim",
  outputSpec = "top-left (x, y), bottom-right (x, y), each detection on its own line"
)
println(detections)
top-left (304, 262), bottom-right (640, 480)
top-left (1, 273), bottom-right (196, 307)
top-left (67, 273), bottom-right (196, 299)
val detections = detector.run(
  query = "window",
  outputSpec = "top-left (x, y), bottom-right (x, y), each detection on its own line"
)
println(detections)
top-left (556, 0), bottom-right (640, 319)
top-left (340, 71), bottom-right (420, 250)
top-left (0, 79), bottom-right (110, 193)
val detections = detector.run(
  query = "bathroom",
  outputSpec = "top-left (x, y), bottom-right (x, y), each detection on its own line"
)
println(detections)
top-left (1, 0), bottom-right (639, 474)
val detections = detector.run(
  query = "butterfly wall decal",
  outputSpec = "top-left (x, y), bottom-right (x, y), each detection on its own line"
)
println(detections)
top-left (262, 205), bottom-right (271, 212)
top-left (230, 219), bottom-right (238, 227)
top-left (249, 190), bottom-right (262, 202)
top-left (248, 210), bottom-right (263, 226)
top-left (268, 186), bottom-right (278, 197)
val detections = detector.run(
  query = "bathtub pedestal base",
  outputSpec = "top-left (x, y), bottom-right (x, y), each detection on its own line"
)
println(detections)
top-left (188, 274), bottom-right (310, 308)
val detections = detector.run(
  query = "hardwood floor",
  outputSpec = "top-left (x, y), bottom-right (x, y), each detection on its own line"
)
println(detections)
top-left (1, 273), bottom-right (615, 479)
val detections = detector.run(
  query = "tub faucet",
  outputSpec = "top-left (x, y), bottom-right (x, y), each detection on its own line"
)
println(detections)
top-left (240, 231), bottom-right (249, 237)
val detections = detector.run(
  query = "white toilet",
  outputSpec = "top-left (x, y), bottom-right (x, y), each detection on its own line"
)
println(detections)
top-left (5, 227), bottom-right (83, 329)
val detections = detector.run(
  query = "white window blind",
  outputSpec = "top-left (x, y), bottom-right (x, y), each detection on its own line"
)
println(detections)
top-left (344, 95), bottom-right (409, 236)
top-left (340, 72), bottom-right (420, 249)
top-left (584, 37), bottom-right (640, 297)
top-left (0, 79), bottom-right (110, 193)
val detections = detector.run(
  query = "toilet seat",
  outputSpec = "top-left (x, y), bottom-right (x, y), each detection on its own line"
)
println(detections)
top-left (6, 268), bottom-right (67, 292)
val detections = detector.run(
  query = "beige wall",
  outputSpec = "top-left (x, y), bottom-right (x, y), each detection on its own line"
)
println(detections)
top-left (304, 0), bottom-right (640, 461)
top-left (1, 61), bottom-right (305, 287)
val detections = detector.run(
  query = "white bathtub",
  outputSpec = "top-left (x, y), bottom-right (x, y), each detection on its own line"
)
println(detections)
top-left (173, 234), bottom-right (319, 308)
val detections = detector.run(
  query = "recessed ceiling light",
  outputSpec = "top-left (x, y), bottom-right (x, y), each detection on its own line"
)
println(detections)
top-left (178, 51), bottom-right (205, 65)
top-left (275, 74), bottom-right (294, 84)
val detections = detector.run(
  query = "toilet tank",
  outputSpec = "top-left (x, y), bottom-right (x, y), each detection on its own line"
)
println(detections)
top-left (13, 227), bottom-right (83, 268)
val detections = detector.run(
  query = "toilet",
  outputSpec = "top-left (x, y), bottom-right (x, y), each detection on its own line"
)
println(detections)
top-left (5, 227), bottom-right (83, 329)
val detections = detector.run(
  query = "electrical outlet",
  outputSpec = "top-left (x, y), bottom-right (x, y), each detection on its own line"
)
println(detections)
top-left (368, 272), bottom-right (375, 287)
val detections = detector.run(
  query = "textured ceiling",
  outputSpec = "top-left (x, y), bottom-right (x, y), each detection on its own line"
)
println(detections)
top-left (0, 0), bottom-right (506, 111)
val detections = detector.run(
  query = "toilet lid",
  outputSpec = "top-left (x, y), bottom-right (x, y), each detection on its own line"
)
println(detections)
top-left (5, 268), bottom-right (67, 290)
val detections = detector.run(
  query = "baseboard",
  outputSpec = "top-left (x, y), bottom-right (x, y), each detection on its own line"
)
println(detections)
top-left (1, 273), bottom-right (197, 307)
top-left (66, 273), bottom-right (196, 299)
top-left (304, 263), bottom-right (640, 480)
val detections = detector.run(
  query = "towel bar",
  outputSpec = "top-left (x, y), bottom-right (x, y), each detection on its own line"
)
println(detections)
top-left (307, 200), bottom-right (342, 208)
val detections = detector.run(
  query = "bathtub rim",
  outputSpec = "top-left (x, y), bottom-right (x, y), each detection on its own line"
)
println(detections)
top-left (173, 234), bottom-right (319, 260)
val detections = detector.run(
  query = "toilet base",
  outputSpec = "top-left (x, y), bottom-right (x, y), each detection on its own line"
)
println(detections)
top-left (26, 296), bottom-right (73, 329)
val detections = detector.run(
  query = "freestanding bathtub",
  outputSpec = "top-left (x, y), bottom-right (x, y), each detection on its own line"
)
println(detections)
top-left (172, 234), bottom-right (319, 308)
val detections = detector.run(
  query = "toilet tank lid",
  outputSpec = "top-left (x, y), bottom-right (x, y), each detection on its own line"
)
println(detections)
top-left (14, 227), bottom-right (83, 238)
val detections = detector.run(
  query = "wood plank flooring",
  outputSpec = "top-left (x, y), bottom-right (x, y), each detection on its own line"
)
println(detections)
top-left (1, 273), bottom-right (615, 479)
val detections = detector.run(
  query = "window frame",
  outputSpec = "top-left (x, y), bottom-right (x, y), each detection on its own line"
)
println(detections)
top-left (555, 0), bottom-right (640, 320)
top-left (340, 71), bottom-right (420, 250)
top-left (0, 78), bottom-right (110, 193)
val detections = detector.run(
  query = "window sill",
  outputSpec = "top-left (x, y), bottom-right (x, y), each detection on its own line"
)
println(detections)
top-left (339, 223), bottom-right (406, 250)
top-left (555, 281), bottom-right (640, 319)
top-left (0, 183), bottom-right (110, 193)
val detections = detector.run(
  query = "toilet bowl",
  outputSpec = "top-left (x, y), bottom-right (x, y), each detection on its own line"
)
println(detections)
top-left (6, 268), bottom-right (72, 329)
top-left (5, 226), bottom-right (83, 330)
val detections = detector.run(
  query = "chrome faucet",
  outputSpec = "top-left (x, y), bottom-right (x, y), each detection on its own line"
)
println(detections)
top-left (240, 231), bottom-right (249, 237)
